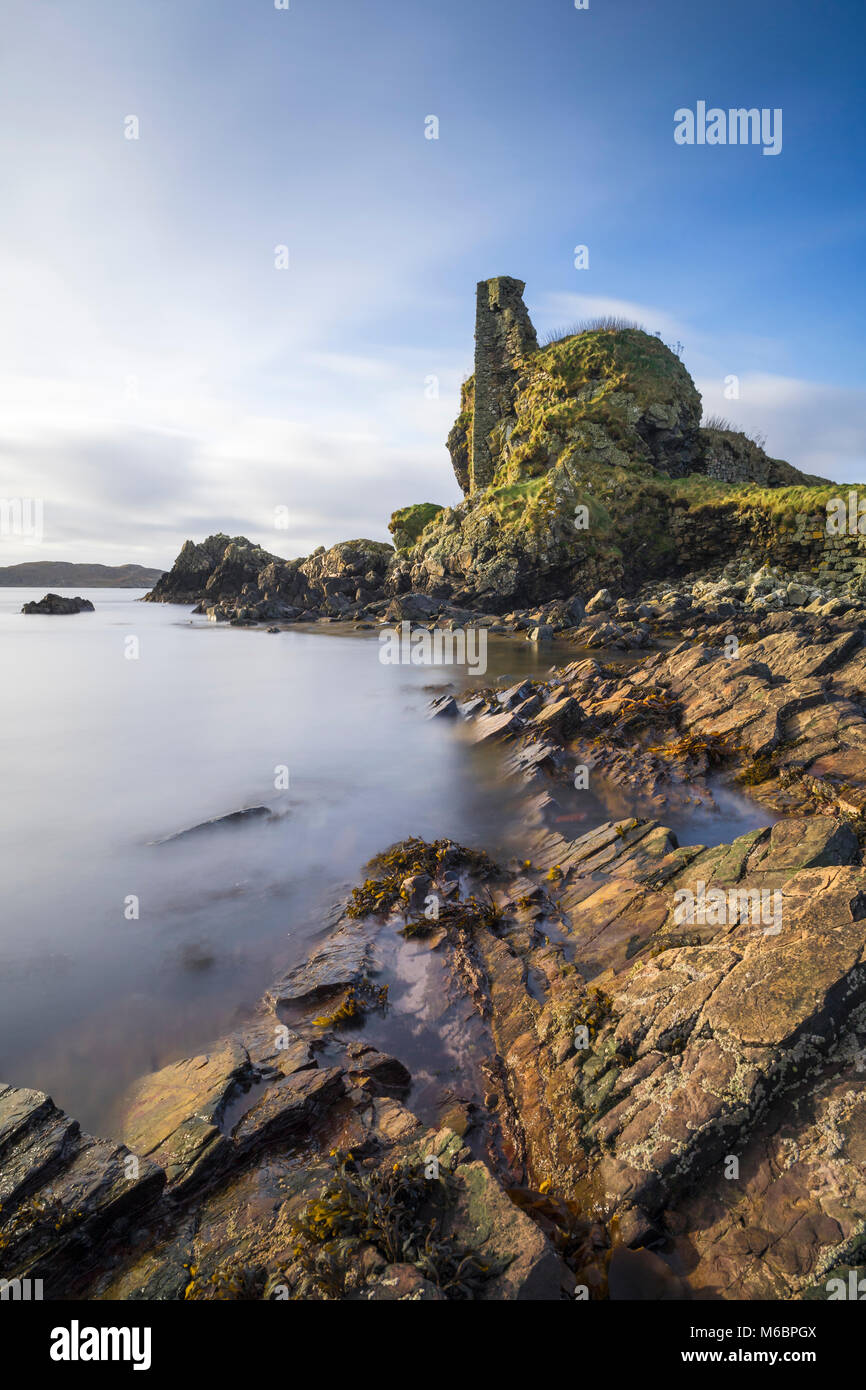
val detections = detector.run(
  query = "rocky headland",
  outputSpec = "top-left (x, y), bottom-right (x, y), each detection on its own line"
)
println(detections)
top-left (4, 280), bottom-right (866, 1302)
top-left (145, 276), bottom-right (857, 630)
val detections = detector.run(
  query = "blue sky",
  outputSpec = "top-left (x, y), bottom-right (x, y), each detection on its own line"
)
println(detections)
top-left (1, 0), bottom-right (864, 567)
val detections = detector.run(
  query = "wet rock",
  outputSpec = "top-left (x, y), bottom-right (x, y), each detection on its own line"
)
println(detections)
top-left (0, 1085), bottom-right (80, 1209)
top-left (497, 680), bottom-right (535, 709)
top-left (232, 1067), bottom-right (345, 1155)
top-left (428, 694), bottom-right (459, 719)
top-left (470, 709), bottom-right (522, 743)
top-left (346, 1046), bottom-right (412, 1097)
top-left (268, 929), bottom-right (375, 1011)
top-left (608, 1245), bottom-right (691, 1300)
top-left (0, 1085), bottom-right (164, 1293)
top-left (237, 1017), bottom-right (313, 1077)
top-left (118, 1040), bottom-right (254, 1193)
top-left (528, 695), bottom-right (583, 736)
top-left (149, 805), bottom-right (271, 845)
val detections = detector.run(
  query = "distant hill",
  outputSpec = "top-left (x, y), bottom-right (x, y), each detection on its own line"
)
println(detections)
top-left (0, 562), bottom-right (165, 588)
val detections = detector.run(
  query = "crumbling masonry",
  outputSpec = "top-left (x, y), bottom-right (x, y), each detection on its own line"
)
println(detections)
top-left (470, 276), bottom-right (538, 492)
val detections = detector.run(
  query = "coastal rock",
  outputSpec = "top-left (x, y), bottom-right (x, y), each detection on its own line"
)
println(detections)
top-left (231, 1067), bottom-right (346, 1156)
top-left (118, 1040), bottom-right (254, 1192)
top-left (267, 929), bottom-right (376, 1012)
top-left (470, 709), bottom-right (522, 743)
top-left (457, 613), bottom-right (866, 825)
top-left (401, 817), bottom-right (866, 1297)
top-left (345, 1046), bottom-right (412, 1097)
top-left (10, 797), bottom-right (866, 1300)
top-left (21, 593), bottom-right (94, 614)
top-left (145, 533), bottom-right (394, 622)
top-left (585, 589), bottom-right (613, 615)
top-left (149, 805), bottom-right (271, 845)
top-left (0, 1084), bottom-right (164, 1295)
top-left (147, 280), bottom-right (842, 621)
top-left (450, 1156), bottom-right (567, 1299)
top-left (384, 592), bottom-right (440, 622)
top-left (428, 694), bottom-right (459, 719)
top-left (145, 534), bottom-right (282, 605)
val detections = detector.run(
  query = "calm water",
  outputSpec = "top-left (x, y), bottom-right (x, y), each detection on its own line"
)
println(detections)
top-left (0, 589), bottom-right (773, 1133)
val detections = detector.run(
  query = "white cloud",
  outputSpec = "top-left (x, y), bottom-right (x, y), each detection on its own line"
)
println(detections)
top-left (0, 345), bottom-right (466, 566)
top-left (534, 292), bottom-right (866, 483)
top-left (697, 373), bottom-right (866, 482)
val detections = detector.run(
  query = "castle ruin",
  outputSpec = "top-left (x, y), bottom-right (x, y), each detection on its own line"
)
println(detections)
top-left (470, 276), bottom-right (538, 492)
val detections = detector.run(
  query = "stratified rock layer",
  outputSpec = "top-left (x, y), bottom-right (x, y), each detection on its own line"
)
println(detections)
top-left (5, 780), bottom-right (866, 1298)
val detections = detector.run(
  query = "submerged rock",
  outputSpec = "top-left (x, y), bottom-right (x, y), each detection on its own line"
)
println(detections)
top-left (149, 806), bottom-right (271, 845)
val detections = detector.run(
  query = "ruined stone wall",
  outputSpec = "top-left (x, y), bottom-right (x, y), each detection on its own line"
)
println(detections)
top-left (784, 513), bottom-right (866, 591)
top-left (703, 454), bottom-right (775, 485)
top-left (668, 503), bottom-right (866, 593)
top-left (470, 276), bottom-right (538, 492)
top-left (668, 504), bottom-right (754, 572)
top-left (698, 429), bottom-right (830, 489)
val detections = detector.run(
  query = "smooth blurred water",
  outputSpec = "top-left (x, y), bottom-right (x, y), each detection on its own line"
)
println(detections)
top-left (0, 590), bottom-right (576, 1130)
top-left (0, 589), bottom-right (775, 1133)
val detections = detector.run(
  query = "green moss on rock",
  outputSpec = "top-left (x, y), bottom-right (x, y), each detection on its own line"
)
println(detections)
top-left (388, 503), bottom-right (445, 552)
top-left (492, 328), bottom-right (702, 489)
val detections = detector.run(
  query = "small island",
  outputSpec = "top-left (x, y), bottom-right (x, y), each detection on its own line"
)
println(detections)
top-left (21, 593), bottom-right (95, 615)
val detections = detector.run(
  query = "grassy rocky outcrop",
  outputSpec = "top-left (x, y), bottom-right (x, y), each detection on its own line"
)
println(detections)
top-left (400, 311), bottom-right (835, 609)
top-left (479, 327), bottom-right (703, 487)
top-left (387, 503), bottom-right (444, 553)
top-left (145, 534), bottom-right (397, 623)
top-left (146, 279), bottom-right (852, 621)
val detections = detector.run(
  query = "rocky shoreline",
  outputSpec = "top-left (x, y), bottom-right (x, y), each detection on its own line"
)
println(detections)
top-left (6, 280), bottom-right (866, 1302)
top-left (4, 588), bottom-right (866, 1301)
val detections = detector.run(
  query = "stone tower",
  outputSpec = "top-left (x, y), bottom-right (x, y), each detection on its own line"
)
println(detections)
top-left (470, 276), bottom-right (538, 492)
